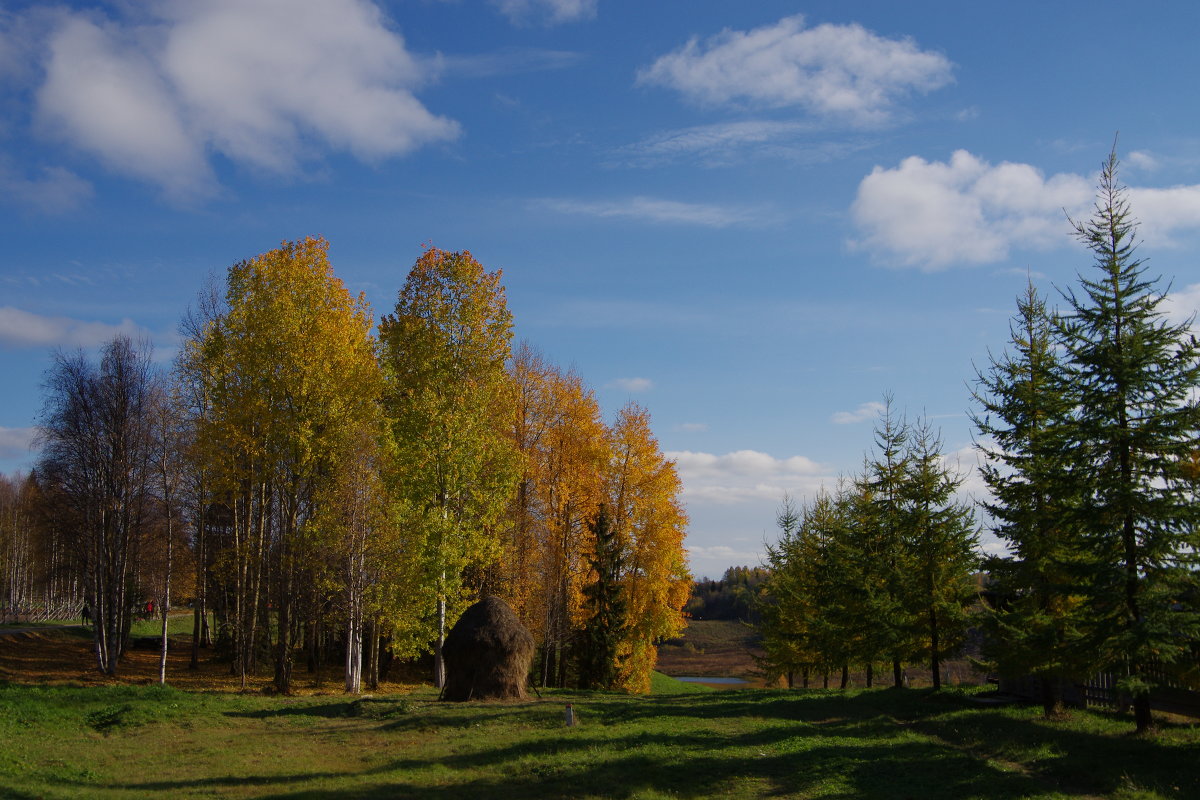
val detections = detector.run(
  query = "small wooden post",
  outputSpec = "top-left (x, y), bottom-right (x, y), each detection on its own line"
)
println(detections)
top-left (564, 703), bottom-right (577, 726)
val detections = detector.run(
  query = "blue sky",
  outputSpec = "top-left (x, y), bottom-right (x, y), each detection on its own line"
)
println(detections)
top-left (4, 1), bottom-right (1200, 579)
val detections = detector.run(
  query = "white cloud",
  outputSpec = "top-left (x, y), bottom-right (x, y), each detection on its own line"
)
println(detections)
top-left (1164, 283), bottom-right (1200, 329)
top-left (1126, 150), bottom-right (1159, 171)
top-left (0, 164), bottom-right (93, 214)
top-left (0, 427), bottom-right (37, 461)
top-left (677, 422), bottom-right (709, 432)
top-left (637, 15), bottom-right (953, 125)
top-left (687, 544), bottom-right (765, 573)
top-left (1127, 185), bottom-right (1200, 243)
top-left (491, 0), bottom-right (597, 26)
top-left (831, 401), bottom-right (886, 425)
top-left (853, 150), bottom-right (1200, 269)
top-left (852, 150), bottom-right (1092, 269)
top-left (539, 196), bottom-right (772, 227)
top-left (0, 307), bottom-right (147, 349)
top-left (668, 449), bottom-right (831, 505)
top-left (609, 377), bottom-right (653, 392)
top-left (31, 1), bottom-right (458, 200)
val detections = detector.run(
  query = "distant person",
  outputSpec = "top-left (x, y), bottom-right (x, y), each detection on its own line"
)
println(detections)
top-left (81, 604), bottom-right (91, 626)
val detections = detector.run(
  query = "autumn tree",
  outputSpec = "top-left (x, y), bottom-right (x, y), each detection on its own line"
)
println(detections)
top-left (503, 343), bottom-right (607, 687)
top-left (602, 403), bottom-right (691, 693)
top-left (378, 247), bottom-right (521, 688)
top-left (180, 237), bottom-right (380, 692)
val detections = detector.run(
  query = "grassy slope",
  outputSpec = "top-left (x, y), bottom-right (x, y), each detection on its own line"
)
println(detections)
top-left (2, 681), bottom-right (1198, 800)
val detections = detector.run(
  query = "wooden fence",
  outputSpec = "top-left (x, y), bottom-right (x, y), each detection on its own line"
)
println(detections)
top-left (999, 660), bottom-right (1200, 719)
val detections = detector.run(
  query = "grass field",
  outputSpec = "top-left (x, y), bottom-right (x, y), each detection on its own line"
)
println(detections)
top-left (1, 625), bottom-right (1196, 799)
top-left (2, 676), bottom-right (1199, 799)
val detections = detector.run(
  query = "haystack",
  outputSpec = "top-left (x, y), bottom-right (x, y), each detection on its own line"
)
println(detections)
top-left (442, 595), bottom-right (535, 702)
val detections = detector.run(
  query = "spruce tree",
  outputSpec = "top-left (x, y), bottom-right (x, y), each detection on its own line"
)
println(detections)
top-left (853, 398), bottom-right (917, 687)
top-left (901, 417), bottom-right (979, 691)
top-left (579, 504), bottom-right (627, 689)
top-left (1057, 151), bottom-right (1200, 733)
top-left (973, 284), bottom-right (1099, 716)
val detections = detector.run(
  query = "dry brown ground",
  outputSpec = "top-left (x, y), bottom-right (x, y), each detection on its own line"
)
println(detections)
top-left (0, 628), bottom-right (416, 695)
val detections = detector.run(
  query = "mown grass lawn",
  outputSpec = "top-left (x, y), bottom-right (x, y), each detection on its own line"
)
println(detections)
top-left (1, 677), bottom-right (1197, 799)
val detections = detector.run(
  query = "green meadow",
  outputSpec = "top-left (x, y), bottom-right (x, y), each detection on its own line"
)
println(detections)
top-left (2, 676), bottom-right (1198, 799)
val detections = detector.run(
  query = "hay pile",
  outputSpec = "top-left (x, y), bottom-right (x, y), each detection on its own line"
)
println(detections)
top-left (442, 595), bottom-right (534, 702)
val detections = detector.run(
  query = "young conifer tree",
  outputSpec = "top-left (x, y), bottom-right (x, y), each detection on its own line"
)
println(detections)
top-left (900, 417), bottom-right (979, 691)
top-left (852, 398), bottom-right (916, 687)
top-left (1057, 151), bottom-right (1200, 733)
top-left (973, 284), bottom-right (1098, 717)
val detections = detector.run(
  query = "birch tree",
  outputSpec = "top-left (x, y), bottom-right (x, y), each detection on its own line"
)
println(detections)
top-left (379, 247), bottom-right (520, 688)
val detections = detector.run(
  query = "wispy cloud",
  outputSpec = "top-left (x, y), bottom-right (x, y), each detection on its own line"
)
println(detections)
top-left (537, 196), bottom-right (774, 228)
top-left (677, 422), bottom-right (709, 432)
top-left (668, 449), bottom-right (832, 505)
top-left (611, 119), bottom-right (874, 168)
top-left (831, 401), bottom-right (886, 425)
top-left (0, 427), bottom-right (37, 460)
top-left (18, 1), bottom-right (457, 201)
top-left (490, 0), bottom-right (597, 26)
top-left (852, 150), bottom-right (1200, 270)
top-left (0, 162), bottom-right (93, 214)
top-left (0, 306), bottom-right (148, 349)
top-left (637, 15), bottom-right (953, 126)
top-left (608, 377), bottom-right (653, 392)
top-left (433, 47), bottom-right (584, 78)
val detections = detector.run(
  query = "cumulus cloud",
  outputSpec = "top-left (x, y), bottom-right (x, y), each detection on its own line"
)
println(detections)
top-left (831, 401), bottom-right (886, 425)
top-left (1164, 283), bottom-right (1200, 329)
top-left (490, 0), bottom-right (597, 26)
top-left (0, 307), bottom-right (147, 349)
top-left (668, 449), bottom-right (832, 505)
top-left (637, 15), bottom-right (952, 125)
top-left (853, 151), bottom-right (1092, 269)
top-left (30, 1), bottom-right (457, 200)
top-left (539, 196), bottom-right (772, 227)
top-left (0, 427), bottom-right (37, 460)
top-left (609, 377), bottom-right (653, 392)
top-left (853, 150), bottom-right (1200, 269)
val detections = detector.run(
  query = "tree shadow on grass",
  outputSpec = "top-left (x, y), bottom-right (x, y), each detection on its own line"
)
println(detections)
top-left (44, 688), bottom-right (1200, 800)
top-left (912, 703), bottom-right (1200, 798)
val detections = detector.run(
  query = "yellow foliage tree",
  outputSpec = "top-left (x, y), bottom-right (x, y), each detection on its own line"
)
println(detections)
top-left (604, 403), bottom-right (691, 693)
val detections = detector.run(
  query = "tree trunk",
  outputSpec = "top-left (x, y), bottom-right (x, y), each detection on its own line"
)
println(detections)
top-left (433, 577), bottom-right (446, 689)
top-left (893, 658), bottom-right (903, 688)
top-left (158, 508), bottom-right (173, 685)
top-left (929, 606), bottom-right (941, 691)
top-left (840, 663), bottom-right (849, 689)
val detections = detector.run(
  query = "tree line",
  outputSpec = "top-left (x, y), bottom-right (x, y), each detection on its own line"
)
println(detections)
top-left (0, 241), bottom-right (691, 695)
top-left (757, 152), bottom-right (1200, 733)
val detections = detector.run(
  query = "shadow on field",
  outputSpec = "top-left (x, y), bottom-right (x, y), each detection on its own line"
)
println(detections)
top-left (48, 688), bottom-right (1200, 799)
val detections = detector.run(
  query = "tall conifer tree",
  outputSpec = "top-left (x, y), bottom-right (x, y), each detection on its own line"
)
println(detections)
top-left (974, 284), bottom-right (1097, 716)
top-left (1056, 151), bottom-right (1200, 732)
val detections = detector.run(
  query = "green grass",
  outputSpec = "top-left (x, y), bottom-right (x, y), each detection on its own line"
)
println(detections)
top-left (0, 682), bottom-right (1197, 799)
